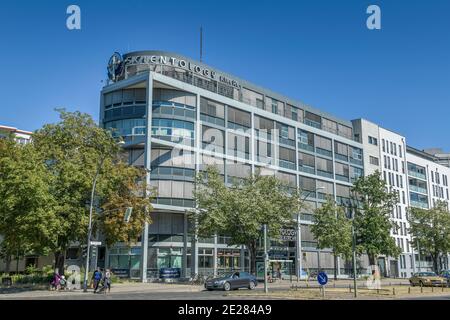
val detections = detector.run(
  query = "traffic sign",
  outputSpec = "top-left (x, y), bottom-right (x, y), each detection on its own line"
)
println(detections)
top-left (90, 241), bottom-right (102, 246)
top-left (317, 272), bottom-right (328, 286)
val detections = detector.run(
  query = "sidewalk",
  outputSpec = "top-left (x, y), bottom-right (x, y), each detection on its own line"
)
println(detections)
top-left (0, 282), bottom-right (203, 299)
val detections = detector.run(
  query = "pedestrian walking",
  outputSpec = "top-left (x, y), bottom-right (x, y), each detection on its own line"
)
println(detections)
top-left (102, 269), bottom-right (112, 293)
top-left (92, 268), bottom-right (102, 293)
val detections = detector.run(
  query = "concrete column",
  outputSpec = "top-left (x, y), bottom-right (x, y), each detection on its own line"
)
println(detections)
top-left (191, 229), bottom-right (199, 277)
top-left (140, 72), bottom-right (153, 283)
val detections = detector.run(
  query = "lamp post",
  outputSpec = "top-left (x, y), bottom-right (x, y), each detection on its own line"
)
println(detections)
top-left (296, 186), bottom-right (324, 282)
top-left (347, 193), bottom-right (358, 298)
top-left (83, 141), bottom-right (124, 292)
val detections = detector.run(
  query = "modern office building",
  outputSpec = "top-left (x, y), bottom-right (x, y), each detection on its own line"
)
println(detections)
top-left (0, 125), bottom-right (32, 144)
top-left (100, 50), bottom-right (367, 280)
top-left (2, 50), bottom-right (447, 279)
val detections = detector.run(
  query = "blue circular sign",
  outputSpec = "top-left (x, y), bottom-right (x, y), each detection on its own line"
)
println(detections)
top-left (317, 272), bottom-right (328, 286)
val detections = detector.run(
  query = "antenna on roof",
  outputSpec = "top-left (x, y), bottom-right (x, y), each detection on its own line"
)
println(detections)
top-left (200, 26), bottom-right (203, 63)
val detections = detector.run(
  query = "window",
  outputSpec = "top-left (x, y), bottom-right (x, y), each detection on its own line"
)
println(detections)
top-left (304, 111), bottom-right (321, 128)
top-left (334, 141), bottom-right (348, 157)
top-left (227, 106), bottom-right (251, 128)
top-left (335, 162), bottom-right (349, 180)
top-left (315, 135), bottom-right (332, 151)
top-left (278, 147), bottom-right (296, 168)
top-left (298, 152), bottom-right (315, 172)
top-left (298, 130), bottom-right (314, 152)
top-left (368, 136), bottom-right (378, 145)
top-left (228, 133), bottom-right (250, 159)
top-left (382, 139), bottom-right (386, 152)
top-left (399, 145), bottom-right (403, 158)
top-left (322, 118), bottom-right (338, 135)
top-left (370, 156), bottom-right (379, 166)
top-left (316, 157), bottom-right (333, 177)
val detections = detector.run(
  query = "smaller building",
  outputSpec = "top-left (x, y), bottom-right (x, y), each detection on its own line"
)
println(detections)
top-left (423, 148), bottom-right (450, 168)
top-left (0, 125), bottom-right (32, 144)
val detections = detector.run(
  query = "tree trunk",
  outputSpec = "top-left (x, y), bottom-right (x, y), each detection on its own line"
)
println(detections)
top-left (5, 255), bottom-right (11, 273)
top-left (368, 254), bottom-right (376, 266)
top-left (54, 251), bottom-right (65, 275)
top-left (432, 253), bottom-right (439, 273)
top-left (247, 242), bottom-right (257, 275)
top-left (333, 253), bottom-right (337, 280)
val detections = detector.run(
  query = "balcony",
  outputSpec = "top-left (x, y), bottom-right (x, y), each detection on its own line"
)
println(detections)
top-left (408, 170), bottom-right (426, 180)
top-left (299, 165), bottom-right (315, 175)
top-left (316, 148), bottom-right (333, 158)
top-left (298, 143), bottom-right (314, 153)
top-left (409, 185), bottom-right (428, 194)
top-left (279, 160), bottom-right (296, 171)
top-left (410, 200), bottom-right (429, 209)
top-left (304, 119), bottom-right (321, 129)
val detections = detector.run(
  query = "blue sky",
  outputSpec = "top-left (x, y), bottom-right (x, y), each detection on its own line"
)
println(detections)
top-left (0, 0), bottom-right (449, 150)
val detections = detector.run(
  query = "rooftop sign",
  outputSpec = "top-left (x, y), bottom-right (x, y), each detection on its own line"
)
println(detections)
top-left (108, 52), bottom-right (240, 90)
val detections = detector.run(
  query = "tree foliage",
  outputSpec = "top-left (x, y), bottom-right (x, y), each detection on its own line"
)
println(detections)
top-left (0, 137), bottom-right (58, 271)
top-left (192, 166), bottom-right (300, 274)
top-left (351, 171), bottom-right (401, 265)
top-left (0, 110), bottom-right (152, 272)
top-left (311, 197), bottom-right (352, 277)
top-left (408, 200), bottom-right (450, 272)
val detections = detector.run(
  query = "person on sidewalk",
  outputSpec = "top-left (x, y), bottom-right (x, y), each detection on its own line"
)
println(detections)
top-left (102, 269), bottom-right (112, 294)
top-left (92, 268), bottom-right (102, 293)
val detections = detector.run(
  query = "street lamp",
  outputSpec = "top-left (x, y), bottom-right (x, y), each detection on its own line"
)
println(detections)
top-left (346, 192), bottom-right (358, 298)
top-left (296, 186), bottom-right (324, 282)
top-left (83, 140), bottom-right (124, 292)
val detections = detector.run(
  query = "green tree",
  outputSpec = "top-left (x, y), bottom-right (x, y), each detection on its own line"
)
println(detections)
top-left (32, 109), bottom-right (152, 274)
top-left (192, 166), bottom-right (300, 274)
top-left (311, 197), bottom-right (352, 280)
top-left (408, 200), bottom-right (450, 273)
top-left (351, 171), bottom-right (401, 266)
top-left (98, 162), bottom-right (154, 247)
top-left (0, 136), bottom-right (58, 272)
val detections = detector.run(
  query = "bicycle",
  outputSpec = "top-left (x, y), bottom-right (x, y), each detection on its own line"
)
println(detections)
top-left (189, 273), bottom-right (207, 285)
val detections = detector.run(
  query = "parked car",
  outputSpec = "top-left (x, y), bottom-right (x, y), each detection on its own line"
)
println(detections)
top-left (439, 270), bottom-right (450, 286)
top-left (204, 272), bottom-right (257, 291)
top-left (409, 272), bottom-right (446, 287)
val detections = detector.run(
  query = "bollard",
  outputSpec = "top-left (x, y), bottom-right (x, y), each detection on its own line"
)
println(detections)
top-left (442, 283), bottom-right (444, 292)
top-left (408, 287), bottom-right (411, 294)
top-left (393, 287), bottom-right (396, 296)
top-left (431, 286), bottom-right (434, 293)
top-left (349, 284), bottom-right (352, 293)
top-left (420, 284), bottom-right (423, 293)
top-left (377, 288), bottom-right (380, 294)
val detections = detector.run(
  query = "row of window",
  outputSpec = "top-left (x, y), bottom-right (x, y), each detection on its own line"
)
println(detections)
top-left (382, 139), bottom-right (403, 158)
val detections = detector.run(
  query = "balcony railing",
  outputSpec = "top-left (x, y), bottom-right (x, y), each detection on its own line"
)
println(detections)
top-left (408, 170), bottom-right (427, 180)
top-left (409, 185), bottom-right (428, 194)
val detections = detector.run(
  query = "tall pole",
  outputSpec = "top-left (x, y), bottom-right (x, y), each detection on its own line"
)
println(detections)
top-left (200, 26), bottom-right (203, 63)
top-left (83, 156), bottom-right (105, 292)
top-left (352, 223), bottom-right (357, 298)
top-left (263, 224), bottom-right (268, 293)
top-left (296, 213), bottom-right (301, 282)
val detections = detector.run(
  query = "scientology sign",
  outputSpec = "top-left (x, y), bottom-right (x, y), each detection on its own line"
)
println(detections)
top-left (109, 52), bottom-right (241, 89)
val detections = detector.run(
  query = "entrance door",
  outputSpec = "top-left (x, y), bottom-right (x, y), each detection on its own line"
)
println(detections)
top-left (389, 260), bottom-right (399, 278)
top-left (377, 257), bottom-right (386, 277)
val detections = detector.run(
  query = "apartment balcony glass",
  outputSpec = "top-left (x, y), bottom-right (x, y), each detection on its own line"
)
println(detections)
top-left (409, 185), bottom-right (428, 194)
top-left (408, 170), bottom-right (427, 180)
top-left (409, 200), bottom-right (429, 209)
top-left (316, 147), bottom-right (333, 158)
top-left (298, 165), bottom-right (315, 175)
top-left (279, 159), bottom-right (296, 171)
top-left (152, 101), bottom-right (196, 119)
top-left (299, 142), bottom-right (314, 153)
top-left (151, 118), bottom-right (195, 146)
top-left (335, 174), bottom-right (350, 182)
top-left (335, 153), bottom-right (349, 162)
